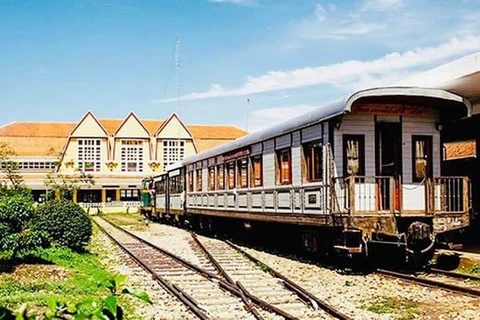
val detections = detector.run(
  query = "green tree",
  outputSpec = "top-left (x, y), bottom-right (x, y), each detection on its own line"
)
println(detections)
top-left (0, 142), bottom-right (25, 192)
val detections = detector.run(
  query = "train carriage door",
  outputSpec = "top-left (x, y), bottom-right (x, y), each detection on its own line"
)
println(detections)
top-left (376, 122), bottom-right (402, 211)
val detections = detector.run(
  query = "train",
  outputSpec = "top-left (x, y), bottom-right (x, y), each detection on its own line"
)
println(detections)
top-left (140, 86), bottom-right (472, 265)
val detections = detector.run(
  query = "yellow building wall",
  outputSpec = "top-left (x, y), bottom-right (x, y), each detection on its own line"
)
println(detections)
top-left (112, 138), bottom-right (153, 174)
top-left (70, 113), bottom-right (107, 137)
top-left (156, 139), bottom-right (196, 171)
top-left (115, 115), bottom-right (150, 138)
top-left (157, 116), bottom-right (192, 139)
top-left (59, 138), bottom-right (109, 173)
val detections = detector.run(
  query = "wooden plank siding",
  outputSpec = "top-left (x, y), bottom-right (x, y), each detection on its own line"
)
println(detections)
top-left (262, 139), bottom-right (275, 188)
top-left (402, 115), bottom-right (440, 184)
top-left (292, 132), bottom-right (302, 186)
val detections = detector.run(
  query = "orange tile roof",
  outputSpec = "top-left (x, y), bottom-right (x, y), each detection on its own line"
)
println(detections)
top-left (98, 119), bottom-right (122, 134)
top-left (445, 140), bottom-right (476, 160)
top-left (142, 120), bottom-right (164, 135)
top-left (0, 136), bottom-right (66, 156)
top-left (0, 122), bottom-right (74, 137)
top-left (0, 118), bottom-right (248, 157)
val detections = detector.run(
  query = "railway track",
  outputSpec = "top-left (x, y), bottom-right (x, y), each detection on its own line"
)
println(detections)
top-left (95, 216), bottom-right (352, 319)
top-left (376, 268), bottom-right (480, 297)
top-left (93, 217), bottom-right (256, 319)
top-left (191, 233), bottom-right (353, 320)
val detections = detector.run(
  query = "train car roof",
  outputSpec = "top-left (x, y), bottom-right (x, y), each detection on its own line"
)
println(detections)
top-left (183, 87), bottom-right (468, 165)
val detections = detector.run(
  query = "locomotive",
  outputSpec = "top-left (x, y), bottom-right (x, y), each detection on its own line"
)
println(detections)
top-left (141, 87), bottom-right (472, 264)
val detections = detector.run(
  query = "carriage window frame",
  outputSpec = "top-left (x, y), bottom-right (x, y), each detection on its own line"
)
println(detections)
top-left (196, 168), bottom-right (202, 192)
top-left (208, 166), bottom-right (216, 191)
top-left (237, 158), bottom-right (249, 189)
top-left (412, 135), bottom-right (433, 182)
top-left (250, 155), bottom-right (263, 187)
top-left (217, 164), bottom-right (225, 190)
top-left (276, 148), bottom-right (292, 185)
top-left (343, 135), bottom-right (365, 176)
top-left (303, 140), bottom-right (323, 182)
top-left (187, 171), bottom-right (194, 192)
top-left (226, 161), bottom-right (236, 189)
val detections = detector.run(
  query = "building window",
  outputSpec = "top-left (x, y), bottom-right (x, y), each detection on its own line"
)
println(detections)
top-left (217, 164), bottom-right (225, 190)
top-left (120, 189), bottom-right (140, 201)
top-left (208, 166), bottom-right (216, 191)
top-left (412, 135), bottom-right (433, 182)
top-left (78, 139), bottom-right (101, 172)
top-left (251, 155), bottom-right (263, 187)
top-left (163, 140), bottom-right (185, 168)
top-left (304, 141), bottom-right (323, 182)
top-left (237, 158), bottom-right (248, 188)
top-left (226, 161), bottom-right (236, 189)
top-left (276, 148), bottom-right (291, 185)
top-left (196, 169), bottom-right (202, 192)
top-left (121, 140), bottom-right (143, 172)
top-left (188, 171), bottom-right (194, 192)
top-left (343, 135), bottom-right (365, 176)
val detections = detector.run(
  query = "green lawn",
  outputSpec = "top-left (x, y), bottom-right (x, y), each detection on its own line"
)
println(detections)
top-left (0, 225), bottom-right (142, 318)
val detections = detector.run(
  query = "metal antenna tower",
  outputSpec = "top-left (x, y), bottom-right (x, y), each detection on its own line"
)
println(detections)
top-left (175, 34), bottom-right (181, 112)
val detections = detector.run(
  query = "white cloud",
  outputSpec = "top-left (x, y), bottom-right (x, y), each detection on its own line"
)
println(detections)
top-left (248, 105), bottom-right (318, 132)
top-left (158, 35), bottom-right (480, 102)
top-left (361, 0), bottom-right (404, 12)
top-left (208, 0), bottom-right (257, 5)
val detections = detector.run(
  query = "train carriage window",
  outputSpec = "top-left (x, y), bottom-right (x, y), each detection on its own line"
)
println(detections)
top-left (208, 166), bottom-right (216, 191)
top-left (343, 135), bottom-right (365, 176)
top-left (217, 164), bottom-right (225, 190)
top-left (226, 162), bottom-right (236, 189)
top-left (303, 141), bottom-right (323, 182)
top-left (251, 155), bottom-right (263, 187)
top-left (276, 148), bottom-right (292, 185)
top-left (412, 135), bottom-right (433, 182)
top-left (155, 178), bottom-right (166, 194)
top-left (237, 158), bottom-right (248, 188)
top-left (196, 169), bottom-right (203, 192)
top-left (188, 171), bottom-right (194, 192)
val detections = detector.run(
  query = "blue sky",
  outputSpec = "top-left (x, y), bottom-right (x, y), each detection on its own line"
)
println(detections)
top-left (1, 0), bottom-right (480, 131)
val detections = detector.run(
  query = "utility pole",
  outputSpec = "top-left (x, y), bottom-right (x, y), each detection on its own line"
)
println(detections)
top-left (246, 98), bottom-right (250, 132)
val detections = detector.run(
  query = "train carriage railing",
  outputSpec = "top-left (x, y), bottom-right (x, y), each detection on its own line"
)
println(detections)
top-left (186, 183), bottom-right (330, 215)
top-left (330, 176), bottom-right (470, 216)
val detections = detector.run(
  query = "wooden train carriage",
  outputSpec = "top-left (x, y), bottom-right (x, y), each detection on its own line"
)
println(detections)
top-left (153, 163), bottom-right (185, 219)
top-left (182, 87), bottom-right (472, 256)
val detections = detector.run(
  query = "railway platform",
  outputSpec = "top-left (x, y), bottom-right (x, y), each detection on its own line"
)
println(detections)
top-left (435, 249), bottom-right (480, 270)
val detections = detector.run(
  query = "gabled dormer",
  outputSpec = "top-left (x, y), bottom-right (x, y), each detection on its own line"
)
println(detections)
top-left (59, 111), bottom-right (109, 173)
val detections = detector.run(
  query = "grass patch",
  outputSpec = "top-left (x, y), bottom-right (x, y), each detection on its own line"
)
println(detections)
top-left (106, 212), bottom-right (149, 231)
top-left (363, 296), bottom-right (420, 320)
top-left (0, 225), bottom-right (140, 318)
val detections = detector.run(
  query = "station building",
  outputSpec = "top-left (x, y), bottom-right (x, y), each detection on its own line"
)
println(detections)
top-left (0, 111), bottom-right (247, 209)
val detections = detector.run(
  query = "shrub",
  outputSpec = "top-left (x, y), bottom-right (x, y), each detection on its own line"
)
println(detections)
top-left (0, 194), bottom-right (48, 258)
top-left (0, 194), bottom-right (34, 232)
top-left (35, 200), bottom-right (92, 251)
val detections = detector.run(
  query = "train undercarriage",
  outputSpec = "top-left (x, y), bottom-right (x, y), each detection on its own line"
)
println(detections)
top-left (142, 206), bottom-right (469, 269)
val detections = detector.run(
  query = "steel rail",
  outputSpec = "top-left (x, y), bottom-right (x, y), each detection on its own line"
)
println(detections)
top-left (191, 233), bottom-right (295, 320)
top-left (377, 268), bottom-right (480, 297)
top-left (429, 268), bottom-right (480, 282)
top-left (92, 217), bottom-right (210, 320)
top-left (225, 240), bottom-right (354, 320)
top-left (101, 217), bottom-right (295, 319)
top-left (99, 217), bottom-right (221, 280)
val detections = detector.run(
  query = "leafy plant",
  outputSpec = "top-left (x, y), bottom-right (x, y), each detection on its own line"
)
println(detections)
top-left (0, 274), bottom-right (151, 320)
top-left (34, 200), bottom-right (92, 251)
